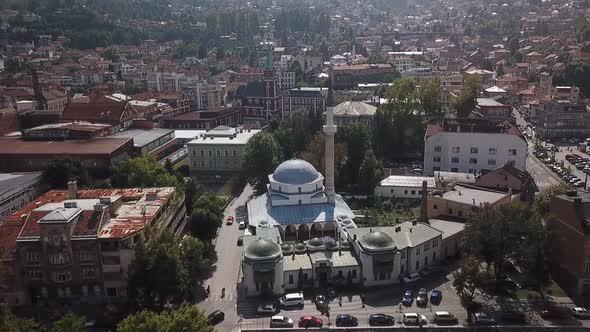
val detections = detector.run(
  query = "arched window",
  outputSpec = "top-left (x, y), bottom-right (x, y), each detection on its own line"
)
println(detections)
top-left (217, 151), bottom-right (220, 157)
top-left (298, 199), bottom-right (302, 205)
top-left (298, 187), bottom-right (302, 193)
top-left (208, 150), bottom-right (212, 157)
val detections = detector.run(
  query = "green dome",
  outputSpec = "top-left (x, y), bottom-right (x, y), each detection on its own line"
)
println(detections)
top-left (359, 231), bottom-right (395, 252)
top-left (245, 239), bottom-right (281, 260)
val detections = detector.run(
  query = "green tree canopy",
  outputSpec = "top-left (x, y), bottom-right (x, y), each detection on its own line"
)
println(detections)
top-left (0, 304), bottom-right (38, 332)
top-left (43, 158), bottom-right (89, 189)
top-left (418, 78), bottom-right (442, 118)
top-left (452, 256), bottom-right (491, 313)
top-left (117, 305), bottom-right (214, 332)
top-left (453, 74), bottom-right (480, 117)
top-left (243, 132), bottom-right (281, 188)
top-left (111, 156), bottom-right (180, 189)
top-left (357, 149), bottom-right (382, 194)
top-left (51, 312), bottom-right (86, 332)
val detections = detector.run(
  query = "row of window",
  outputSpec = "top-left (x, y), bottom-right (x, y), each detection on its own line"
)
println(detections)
top-left (438, 146), bottom-right (517, 156)
top-left (192, 150), bottom-right (238, 157)
top-left (435, 157), bottom-right (515, 167)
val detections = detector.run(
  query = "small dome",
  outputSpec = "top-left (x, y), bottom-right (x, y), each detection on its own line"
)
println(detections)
top-left (282, 244), bottom-right (293, 254)
top-left (307, 237), bottom-right (324, 247)
top-left (359, 231), bottom-right (396, 252)
top-left (273, 159), bottom-right (320, 184)
top-left (340, 218), bottom-right (352, 225)
top-left (339, 240), bottom-right (350, 249)
top-left (245, 239), bottom-right (281, 260)
top-left (259, 219), bottom-right (270, 228)
top-left (294, 243), bottom-right (307, 254)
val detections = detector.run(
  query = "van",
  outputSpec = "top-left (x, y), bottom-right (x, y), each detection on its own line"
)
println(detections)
top-left (279, 292), bottom-right (304, 308)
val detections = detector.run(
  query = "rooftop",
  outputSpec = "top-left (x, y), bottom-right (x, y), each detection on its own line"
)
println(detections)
top-left (425, 119), bottom-right (523, 138)
top-left (433, 171), bottom-right (476, 184)
top-left (379, 175), bottom-right (435, 188)
top-left (347, 221), bottom-right (442, 251)
top-left (477, 98), bottom-right (505, 107)
top-left (111, 128), bottom-right (174, 148)
top-left (440, 185), bottom-right (508, 206)
top-left (331, 101), bottom-right (377, 118)
top-left (428, 219), bottom-right (466, 240)
top-left (332, 63), bottom-right (393, 71)
top-left (187, 127), bottom-right (260, 146)
top-left (0, 137), bottom-right (132, 156)
top-left (0, 172), bottom-right (43, 198)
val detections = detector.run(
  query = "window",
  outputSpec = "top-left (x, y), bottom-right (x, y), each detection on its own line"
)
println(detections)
top-left (79, 251), bottom-right (95, 262)
top-left (433, 166), bottom-right (440, 171)
top-left (433, 204), bottom-right (438, 209)
top-left (458, 210), bottom-right (463, 217)
top-left (424, 256), bottom-right (429, 266)
top-left (52, 271), bottom-right (72, 283)
top-left (448, 208), bottom-right (453, 215)
top-left (94, 285), bottom-right (101, 296)
top-left (489, 147), bottom-right (497, 155)
top-left (208, 150), bottom-right (212, 157)
top-left (338, 270), bottom-right (343, 278)
top-left (26, 270), bottom-right (42, 280)
top-left (82, 267), bottom-right (96, 279)
top-left (451, 168), bottom-right (458, 172)
top-left (411, 190), bottom-right (416, 195)
top-left (416, 247), bottom-right (421, 255)
top-left (404, 190), bottom-right (408, 194)
top-left (65, 287), bottom-right (71, 297)
top-left (216, 151), bottom-right (220, 157)
top-left (470, 147), bottom-right (478, 154)
top-left (224, 151), bottom-right (228, 157)
top-left (49, 253), bottom-right (70, 265)
top-left (200, 150), bottom-right (204, 156)
top-left (488, 159), bottom-right (496, 166)
top-left (26, 251), bottom-right (39, 264)
top-left (352, 270), bottom-right (357, 278)
top-left (288, 275), bottom-right (294, 284)
top-left (433, 156), bottom-right (441, 162)
top-left (451, 157), bottom-right (459, 163)
top-left (508, 149), bottom-right (517, 156)
top-left (433, 238), bottom-right (439, 247)
top-left (401, 265), bottom-right (405, 274)
top-left (452, 146), bottom-right (460, 153)
top-left (424, 241), bottom-right (430, 251)
top-left (507, 160), bottom-right (516, 166)
top-left (233, 151), bottom-right (237, 156)
top-left (415, 261), bottom-right (419, 270)
top-left (401, 251), bottom-right (406, 259)
top-left (434, 145), bottom-right (442, 152)
top-left (469, 158), bottom-right (478, 164)
top-left (303, 273), bottom-right (308, 281)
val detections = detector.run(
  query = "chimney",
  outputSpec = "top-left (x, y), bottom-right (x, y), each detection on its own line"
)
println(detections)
top-left (419, 180), bottom-right (428, 224)
top-left (67, 181), bottom-right (78, 199)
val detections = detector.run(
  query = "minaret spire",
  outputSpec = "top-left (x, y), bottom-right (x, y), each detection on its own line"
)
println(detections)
top-left (324, 68), bottom-right (337, 204)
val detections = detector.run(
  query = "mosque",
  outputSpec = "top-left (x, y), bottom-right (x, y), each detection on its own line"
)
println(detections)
top-left (241, 103), bottom-right (464, 297)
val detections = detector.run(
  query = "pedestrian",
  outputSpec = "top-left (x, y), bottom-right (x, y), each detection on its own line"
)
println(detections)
top-left (339, 296), bottom-right (342, 307)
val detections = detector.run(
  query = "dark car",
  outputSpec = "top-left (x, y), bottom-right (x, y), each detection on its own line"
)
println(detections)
top-left (402, 290), bottom-right (413, 306)
top-left (471, 312), bottom-right (496, 326)
top-left (430, 289), bottom-right (442, 305)
top-left (540, 307), bottom-right (569, 320)
top-left (369, 313), bottom-right (395, 326)
top-left (207, 310), bottom-right (225, 325)
top-left (499, 310), bottom-right (527, 324)
top-left (298, 316), bottom-right (323, 328)
top-left (335, 314), bottom-right (358, 327)
top-left (416, 288), bottom-right (428, 307)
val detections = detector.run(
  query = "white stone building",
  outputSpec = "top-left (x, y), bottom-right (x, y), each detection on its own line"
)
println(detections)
top-left (187, 126), bottom-right (260, 173)
top-left (374, 176), bottom-right (435, 199)
top-left (277, 71), bottom-right (296, 90)
top-left (423, 119), bottom-right (527, 176)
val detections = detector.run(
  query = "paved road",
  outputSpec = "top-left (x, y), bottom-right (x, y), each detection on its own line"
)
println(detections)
top-left (513, 108), bottom-right (563, 191)
top-left (198, 184), bottom-right (253, 332)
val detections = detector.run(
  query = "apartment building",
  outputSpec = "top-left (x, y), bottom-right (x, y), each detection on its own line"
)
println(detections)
top-left (0, 182), bottom-right (186, 306)
top-left (423, 119), bottom-right (527, 175)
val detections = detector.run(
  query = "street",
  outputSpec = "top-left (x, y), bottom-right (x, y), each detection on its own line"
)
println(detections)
top-left (513, 108), bottom-right (563, 191)
top-left (198, 184), bottom-right (253, 332)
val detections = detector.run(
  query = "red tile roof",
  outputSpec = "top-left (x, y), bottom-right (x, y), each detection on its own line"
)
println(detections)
top-left (72, 210), bottom-right (102, 237)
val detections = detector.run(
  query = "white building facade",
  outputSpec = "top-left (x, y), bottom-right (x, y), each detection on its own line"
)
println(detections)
top-left (423, 121), bottom-right (527, 176)
top-left (374, 176), bottom-right (436, 199)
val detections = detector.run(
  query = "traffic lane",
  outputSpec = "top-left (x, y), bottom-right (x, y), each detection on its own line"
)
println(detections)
top-left (526, 154), bottom-right (563, 191)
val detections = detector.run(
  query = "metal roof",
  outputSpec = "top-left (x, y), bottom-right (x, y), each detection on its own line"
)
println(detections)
top-left (379, 176), bottom-right (435, 188)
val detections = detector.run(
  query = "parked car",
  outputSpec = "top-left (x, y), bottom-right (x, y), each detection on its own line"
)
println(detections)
top-left (430, 290), bottom-right (442, 305)
top-left (270, 316), bottom-right (293, 328)
top-left (402, 272), bottom-right (421, 283)
top-left (540, 307), bottom-right (569, 320)
top-left (433, 311), bottom-right (459, 325)
top-left (257, 304), bottom-right (278, 315)
top-left (298, 316), bottom-right (322, 328)
top-left (237, 235), bottom-right (243, 246)
top-left (499, 310), bottom-right (527, 324)
top-left (239, 221), bottom-right (246, 229)
top-left (416, 288), bottom-right (428, 307)
top-left (335, 314), bottom-right (358, 327)
top-left (369, 313), bottom-right (395, 326)
top-left (571, 307), bottom-right (590, 319)
top-left (402, 313), bottom-right (428, 326)
top-left (279, 293), bottom-right (304, 308)
top-left (207, 310), bottom-right (225, 325)
top-left (402, 290), bottom-right (413, 306)
top-left (471, 312), bottom-right (496, 326)
top-left (226, 216), bottom-right (234, 225)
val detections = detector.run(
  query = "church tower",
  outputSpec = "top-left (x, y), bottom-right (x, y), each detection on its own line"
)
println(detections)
top-left (324, 68), bottom-right (337, 204)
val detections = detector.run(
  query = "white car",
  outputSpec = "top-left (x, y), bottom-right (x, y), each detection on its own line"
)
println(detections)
top-left (402, 272), bottom-right (421, 283)
top-left (270, 315), bottom-right (294, 328)
top-left (239, 221), bottom-right (246, 230)
top-left (572, 307), bottom-right (590, 319)
top-left (257, 304), bottom-right (278, 315)
top-left (402, 313), bottom-right (428, 326)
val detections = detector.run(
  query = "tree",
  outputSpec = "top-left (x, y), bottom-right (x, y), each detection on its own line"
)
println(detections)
top-left (418, 78), bottom-right (442, 118)
top-left (385, 77), bottom-right (418, 112)
top-left (179, 236), bottom-right (209, 301)
top-left (288, 60), bottom-right (304, 83)
top-left (117, 305), bottom-right (214, 332)
top-left (242, 132), bottom-right (281, 188)
top-left (111, 156), bottom-right (180, 189)
top-left (0, 304), bottom-right (38, 332)
top-left (453, 257), bottom-right (490, 313)
top-left (51, 312), bottom-right (86, 332)
top-left (184, 178), bottom-right (204, 215)
top-left (102, 48), bottom-right (118, 62)
top-left (534, 183), bottom-right (570, 215)
top-left (189, 208), bottom-right (221, 242)
top-left (337, 124), bottom-right (372, 186)
top-left (273, 126), bottom-right (296, 160)
top-left (300, 133), bottom-right (346, 186)
top-left (453, 74), bottom-right (480, 118)
top-left (43, 158), bottom-right (89, 189)
top-left (357, 150), bottom-right (382, 194)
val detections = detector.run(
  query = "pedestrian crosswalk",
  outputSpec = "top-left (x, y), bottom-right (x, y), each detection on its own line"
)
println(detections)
top-left (535, 178), bottom-right (562, 190)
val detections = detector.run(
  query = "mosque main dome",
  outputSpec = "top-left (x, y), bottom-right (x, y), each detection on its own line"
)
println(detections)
top-left (272, 159), bottom-right (321, 185)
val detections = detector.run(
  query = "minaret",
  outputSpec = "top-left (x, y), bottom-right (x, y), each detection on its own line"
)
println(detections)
top-left (324, 69), bottom-right (337, 204)
top-left (351, 44), bottom-right (356, 64)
